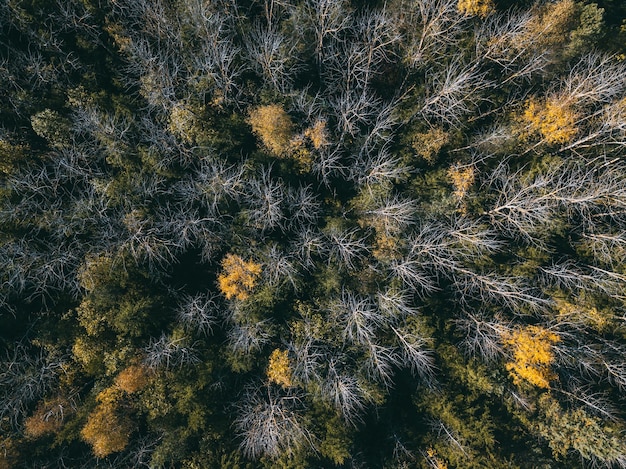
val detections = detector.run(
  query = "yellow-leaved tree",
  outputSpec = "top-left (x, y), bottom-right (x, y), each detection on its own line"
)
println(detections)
top-left (248, 104), bottom-right (294, 156)
top-left (447, 163), bottom-right (475, 201)
top-left (502, 325), bottom-right (560, 389)
top-left (115, 363), bottom-right (150, 394)
top-left (303, 119), bottom-right (329, 150)
top-left (521, 97), bottom-right (578, 145)
top-left (267, 349), bottom-right (293, 388)
top-left (457, 0), bottom-right (495, 18)
top-left (448, 163), bottom-right (476, 217)
top-left (81, 387), bottom-right (133, 458)
top-left (217, 254), bottom-right (262, 301)
top-left (411, 127), bottom-right (449, 165)
top-left (168, 103), bottom-right (199, 144)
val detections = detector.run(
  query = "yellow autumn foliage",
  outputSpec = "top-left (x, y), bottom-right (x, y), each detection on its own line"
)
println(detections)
top-left (555, 299), bottom-right (612, 333)
top-left (217, 253), bottom-right (262, 301)
top-left (520, 0), bottom-right (577, 52)
top-left (457, 0), bottom-right (495, 18)
top-left (248, 104), bottom-right (294, 156)
top-left (522, 97), bottom-right (578, 145)
top-left (426, 447), bottom-right (449, 469)
top-left (81, 387), bottom-right (133, 458)
top-left (168, 104), bottom-right (198, 143)
top-left (372, 232), bottom-right (401, 261)
top-left (115, 364), bottom-right (150, 394)
top-left (303, 119), bottom-right (329, 150)
top-left (502, 325), bottom-right (560, 389)
top-left (0, 437), bottom-right (17, 469)
top-left (447, 164), bottom-right (475, 201)
top-left (411, 127), bottom-right (449, 165)
top-left (267, 348), bottom-right (293, 388)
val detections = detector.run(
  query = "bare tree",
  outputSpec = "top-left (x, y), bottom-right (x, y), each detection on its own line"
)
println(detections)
top-left (245, 22), bottom-right (301, 92)
top-left (262, 245), bottom-right (299, 289)
top-left (366, 194), bottom-right (417, 233)
top-left (289, 87), bottom-right (326, 123)
top-left (453, 268), bottom-right (551, 313)
top-left (578, 231), bottom-right (626, 267)
top-left (176, 293), bottom-right (220, 336)
top-left (226, 320), bottom-right (274, 355)
top-left (355, 8), bottom-right (402, 70)
top-left (144, 334), bottom-right (200, 370)
top-left (401, 222), bottom-right (460, 275)
top-left (363, 342), bottom-right (396, 387)
top-left (419, 58), bottom-right (491, 127)
top-left (192, 157), bottom-right (247, 211)
top-left (353, 147), bottom-right (411, 188)
top-left (598, 340), bottom-right (626, 392)
top-left (0, 345), bottom-right (64, 428)
top-left (120, 207), bottom-right (181, 271)
top-left (311, 144), bottom-right (349, 185)
top-left (476, 10), bottom-right (551, 83)
top-left (290, 337), bottom-right (325, 387)
top-left (468, 124), bottom-right (516, 154)
top-left (52, 0), bottom-right (98, 37)
top-left (329, 88), bottom-right (383, 138)
top-left (71, 105), bottom-right (134, 160)
top-left (541, 262), bottom-right (626, 301)
top-left (562, 53), bottom-right (626, 106)
top-left (322, 7), bottom-right (401, 94)
top-left (121, 38), bottom-right (180, 110)
top-left (485, 161), bottom-right (564, 244)
top-left (445, 217), bottom-right (504, 258)
top-left (297, 0), bottom-right (352, 64)
top-left (243, 166), bottom-right (286, 233)
top-left (290, 226), bottom-right (327, 269)
top-left (324, 226), bottom-right (369, 270)
top-left (0, 240), bottom-right (32, 306)
top-left (235, 385), bottom-right (313, 459)
top-left (398, 0), bottom-right (464, 67)
top-left (173, 1), bottom-right (247, 103)
top-left (330, 290), bottom-right (384, 346)
top-left (117, 0), bottom-right (181, 45)
top-left (321, 360), bottom-right (368, 426)
top-left (390, 324), bottom-right (435, 380)
top-left (390, 257), bottom-right (438, 295)
top-left (285, 185), bottom-right (321, 230)
top-left (358, 101), bottom-right (401, 159)
top-left (454, 310), bottom-right (510, 362)
top-left (376, 288), bottom-right (420, 319)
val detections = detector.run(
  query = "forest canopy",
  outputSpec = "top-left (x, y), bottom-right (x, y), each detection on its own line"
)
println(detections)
top-left (2, 0), bottom-right (626, 467)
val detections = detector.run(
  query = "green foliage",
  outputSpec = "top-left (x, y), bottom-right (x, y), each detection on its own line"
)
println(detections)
top-left (2, 0), bottom-right (626, 467)
top-left (568, 3), bottom-right (605, 57)
top-left (532, 395), bottom-right (626, 464)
